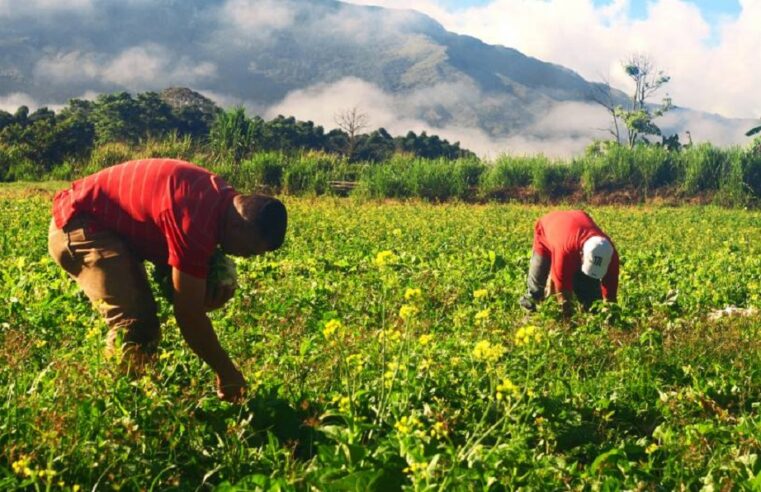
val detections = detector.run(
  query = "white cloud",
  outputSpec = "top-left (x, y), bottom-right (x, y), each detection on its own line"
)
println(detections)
top-left (265, 77), bottom-right (625, 157)
top-left (346, 0), bottom-right (761, 120)
top-left (34, 51), bottom-right (101, 84)
top-left (0, 93), bottom-right (40, 112)
top-left (219, 0), bottom-right (296, 36)
top-left (33, 45), bottom-right (218, 90)
top-left (102, 46), bottom-right (217, 88)
top-left (264, 76), bottom-right (755, 157)
top-left (0, 92), bottom-right (72, 112)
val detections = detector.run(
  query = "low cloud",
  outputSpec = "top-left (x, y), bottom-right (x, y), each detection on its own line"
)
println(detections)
top-left (0, 92), bottom-right (76, 112)
top-left (266, 78), bottom-right (614, 157)
top-left (219, 0), bottom-right (296, 37)
top-left (0, 93), bottom-right (41, 112)
top-left (34, 45), bottom-right (217, 91)
top-left (265, 77), bottom-right (755, 157)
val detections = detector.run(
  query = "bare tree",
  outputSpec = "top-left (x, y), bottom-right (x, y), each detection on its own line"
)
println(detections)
top-left (592, 54), bottom-right (673, 148)
top-left (334, 107), bottom-right (369, 155)
top-left (590, 78), bottom-right (624, 145)
top-left (623, 54), bottom-right (671, 113)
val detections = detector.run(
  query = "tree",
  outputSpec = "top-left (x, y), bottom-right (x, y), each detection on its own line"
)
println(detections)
top-left (334, 107), bottom-right (369, 157)
top-left (747, 121), bottom-right (761, 138)
top-left (617, 54), bottom-right (673, 147)
top-left (135, 92), bottom-right (176, 139)
top-left (594, 54), bottom-right (674, 147)
top-left (591, 80), bottom-right (624, 144)
top-left (91, 92), bottom-right (143, 144)
top-left (352, 128), bottom-right (395, 162)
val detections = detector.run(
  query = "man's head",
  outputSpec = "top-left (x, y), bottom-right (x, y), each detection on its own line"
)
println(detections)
top-left (581, 236), bottom-right (613, 280)
top-left (221, 194), bottom-right (287, 257)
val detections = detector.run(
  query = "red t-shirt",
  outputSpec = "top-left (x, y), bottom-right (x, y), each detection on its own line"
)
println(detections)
top-left (52, 159), bottom-right (237, 278)
top-left (532, 210), bottom-right (619, 301)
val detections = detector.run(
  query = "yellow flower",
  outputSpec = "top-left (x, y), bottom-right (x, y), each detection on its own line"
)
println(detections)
top-left (472, 340), bottom-right (506, 363)
top-left (473, 289), bottom-right (488, 300)
top-left (331, 395), bottom-right (351, 413)
top-left (430, 421), bottom-right (447, 438)
top-left (418, 333), bottom-right (433, 346)
top-left (399, 304), bottom-right (419, 321)
top-left (474, 308), bottom-right (491, 322)
top-left (514, 325), bottom-right (542, 346)
top-left (496, 378), bottom-right (520, 400)
top-left (404, 461), bottom-right (429, 475)
top-left (322, 319), bottom-right (343, 339)
top-left (339, 396), bottom-right (350, 413)
top-left (66, 313), bottom-right (77, 323)
top-left (11, 455), bottom-right (30, 476)
top-left (404, 288), bottom-right (422, 301)
top-left (373, 250), bottom-right (397, 268)
top-left (159, 351), bottom-right (171, 361)
top-left (379, 328), bottom-right (402, 342)
top-left (646, 443), bottom-right (659, 455)
top-left (419, 358), bottom-right (432, 371)
top-left (394, 415), bottom-right (421, 435)
top-left (346, 353), bottom-right (365, 371)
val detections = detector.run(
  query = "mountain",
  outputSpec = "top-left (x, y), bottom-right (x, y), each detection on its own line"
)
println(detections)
top-left (0, 0), bottom-right (750, 154)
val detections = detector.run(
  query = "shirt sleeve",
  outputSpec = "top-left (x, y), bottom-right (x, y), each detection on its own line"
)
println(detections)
top-left (158, 209), bottom-right (213, 279)
top-left (601, 250), bottom-right (620, 301)
top-left (552, 243), bottom-right (582, 293)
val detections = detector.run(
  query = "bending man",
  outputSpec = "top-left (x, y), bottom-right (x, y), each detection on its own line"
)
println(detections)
top-left (519, 210), bottom-right (619, 316)
top-left (48, 159), bottom-right (287, 401)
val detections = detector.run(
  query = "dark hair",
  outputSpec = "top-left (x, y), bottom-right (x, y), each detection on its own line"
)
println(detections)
top-left (239, 195), bottom-right (288, 251)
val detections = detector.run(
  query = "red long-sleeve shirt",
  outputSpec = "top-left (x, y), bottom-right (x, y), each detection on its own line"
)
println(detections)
top-left (52, 159), bottom-right (237, 278)
top-left (533, 210), bottom-right (619, 301)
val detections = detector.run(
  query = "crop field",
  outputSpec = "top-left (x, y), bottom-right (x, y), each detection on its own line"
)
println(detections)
top-left (2, 184), bottom-right (761, 490)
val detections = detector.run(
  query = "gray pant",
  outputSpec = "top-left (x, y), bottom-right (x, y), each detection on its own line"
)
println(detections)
top-left (526, 252), bottom-right (551, 301)
top-left (524, 252), bottom-right (602, 309)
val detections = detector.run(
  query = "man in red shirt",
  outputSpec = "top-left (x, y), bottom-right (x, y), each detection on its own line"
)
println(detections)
top-left (48, 159), bottom-right (287, 401)
top-left (519, 210), bottom-right (619, 316)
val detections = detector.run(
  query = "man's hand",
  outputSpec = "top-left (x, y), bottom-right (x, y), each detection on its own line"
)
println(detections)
top-left (204, 283), bottom-right (236, 312)
top-left (173, 268), bottom-right (244, 402)
top-left (558, 290), bottom-right (574, 319)
top-left (216, 368), bottom-right (247, 402)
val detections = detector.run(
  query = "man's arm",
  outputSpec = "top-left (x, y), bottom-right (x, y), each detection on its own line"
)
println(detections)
top-left (601, 251), bottom-right (620, 302)
top-left (557, 290), bottom-right (574, 319)
top-left (551, 249), bottom-right (580, 319)
top-left (172, 268), bottom-right (246, 401)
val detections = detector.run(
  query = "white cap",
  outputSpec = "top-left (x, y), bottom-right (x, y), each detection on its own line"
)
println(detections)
top-left (581, 236), bottom-right (613, 280)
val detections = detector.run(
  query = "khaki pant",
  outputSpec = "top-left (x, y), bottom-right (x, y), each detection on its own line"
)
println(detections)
top-left (48, 215), bottom-right (160, 355)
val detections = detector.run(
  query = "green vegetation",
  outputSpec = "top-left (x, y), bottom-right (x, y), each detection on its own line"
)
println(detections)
top-left (3, 187), bottom-right (761, 489)
top-left (0, 89), bottom-right (472, 180)
top-left (3, 88), bottom-right (761, 207)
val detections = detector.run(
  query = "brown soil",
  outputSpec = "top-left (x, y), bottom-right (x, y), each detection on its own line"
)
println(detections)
top-left (485, 185), bottom-right (718, 207)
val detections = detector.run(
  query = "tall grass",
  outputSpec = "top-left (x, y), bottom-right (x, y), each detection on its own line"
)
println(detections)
top-left (14, 136), bottom-right (761, 207)
top-left (359, 156), bottom-right (484, 201)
